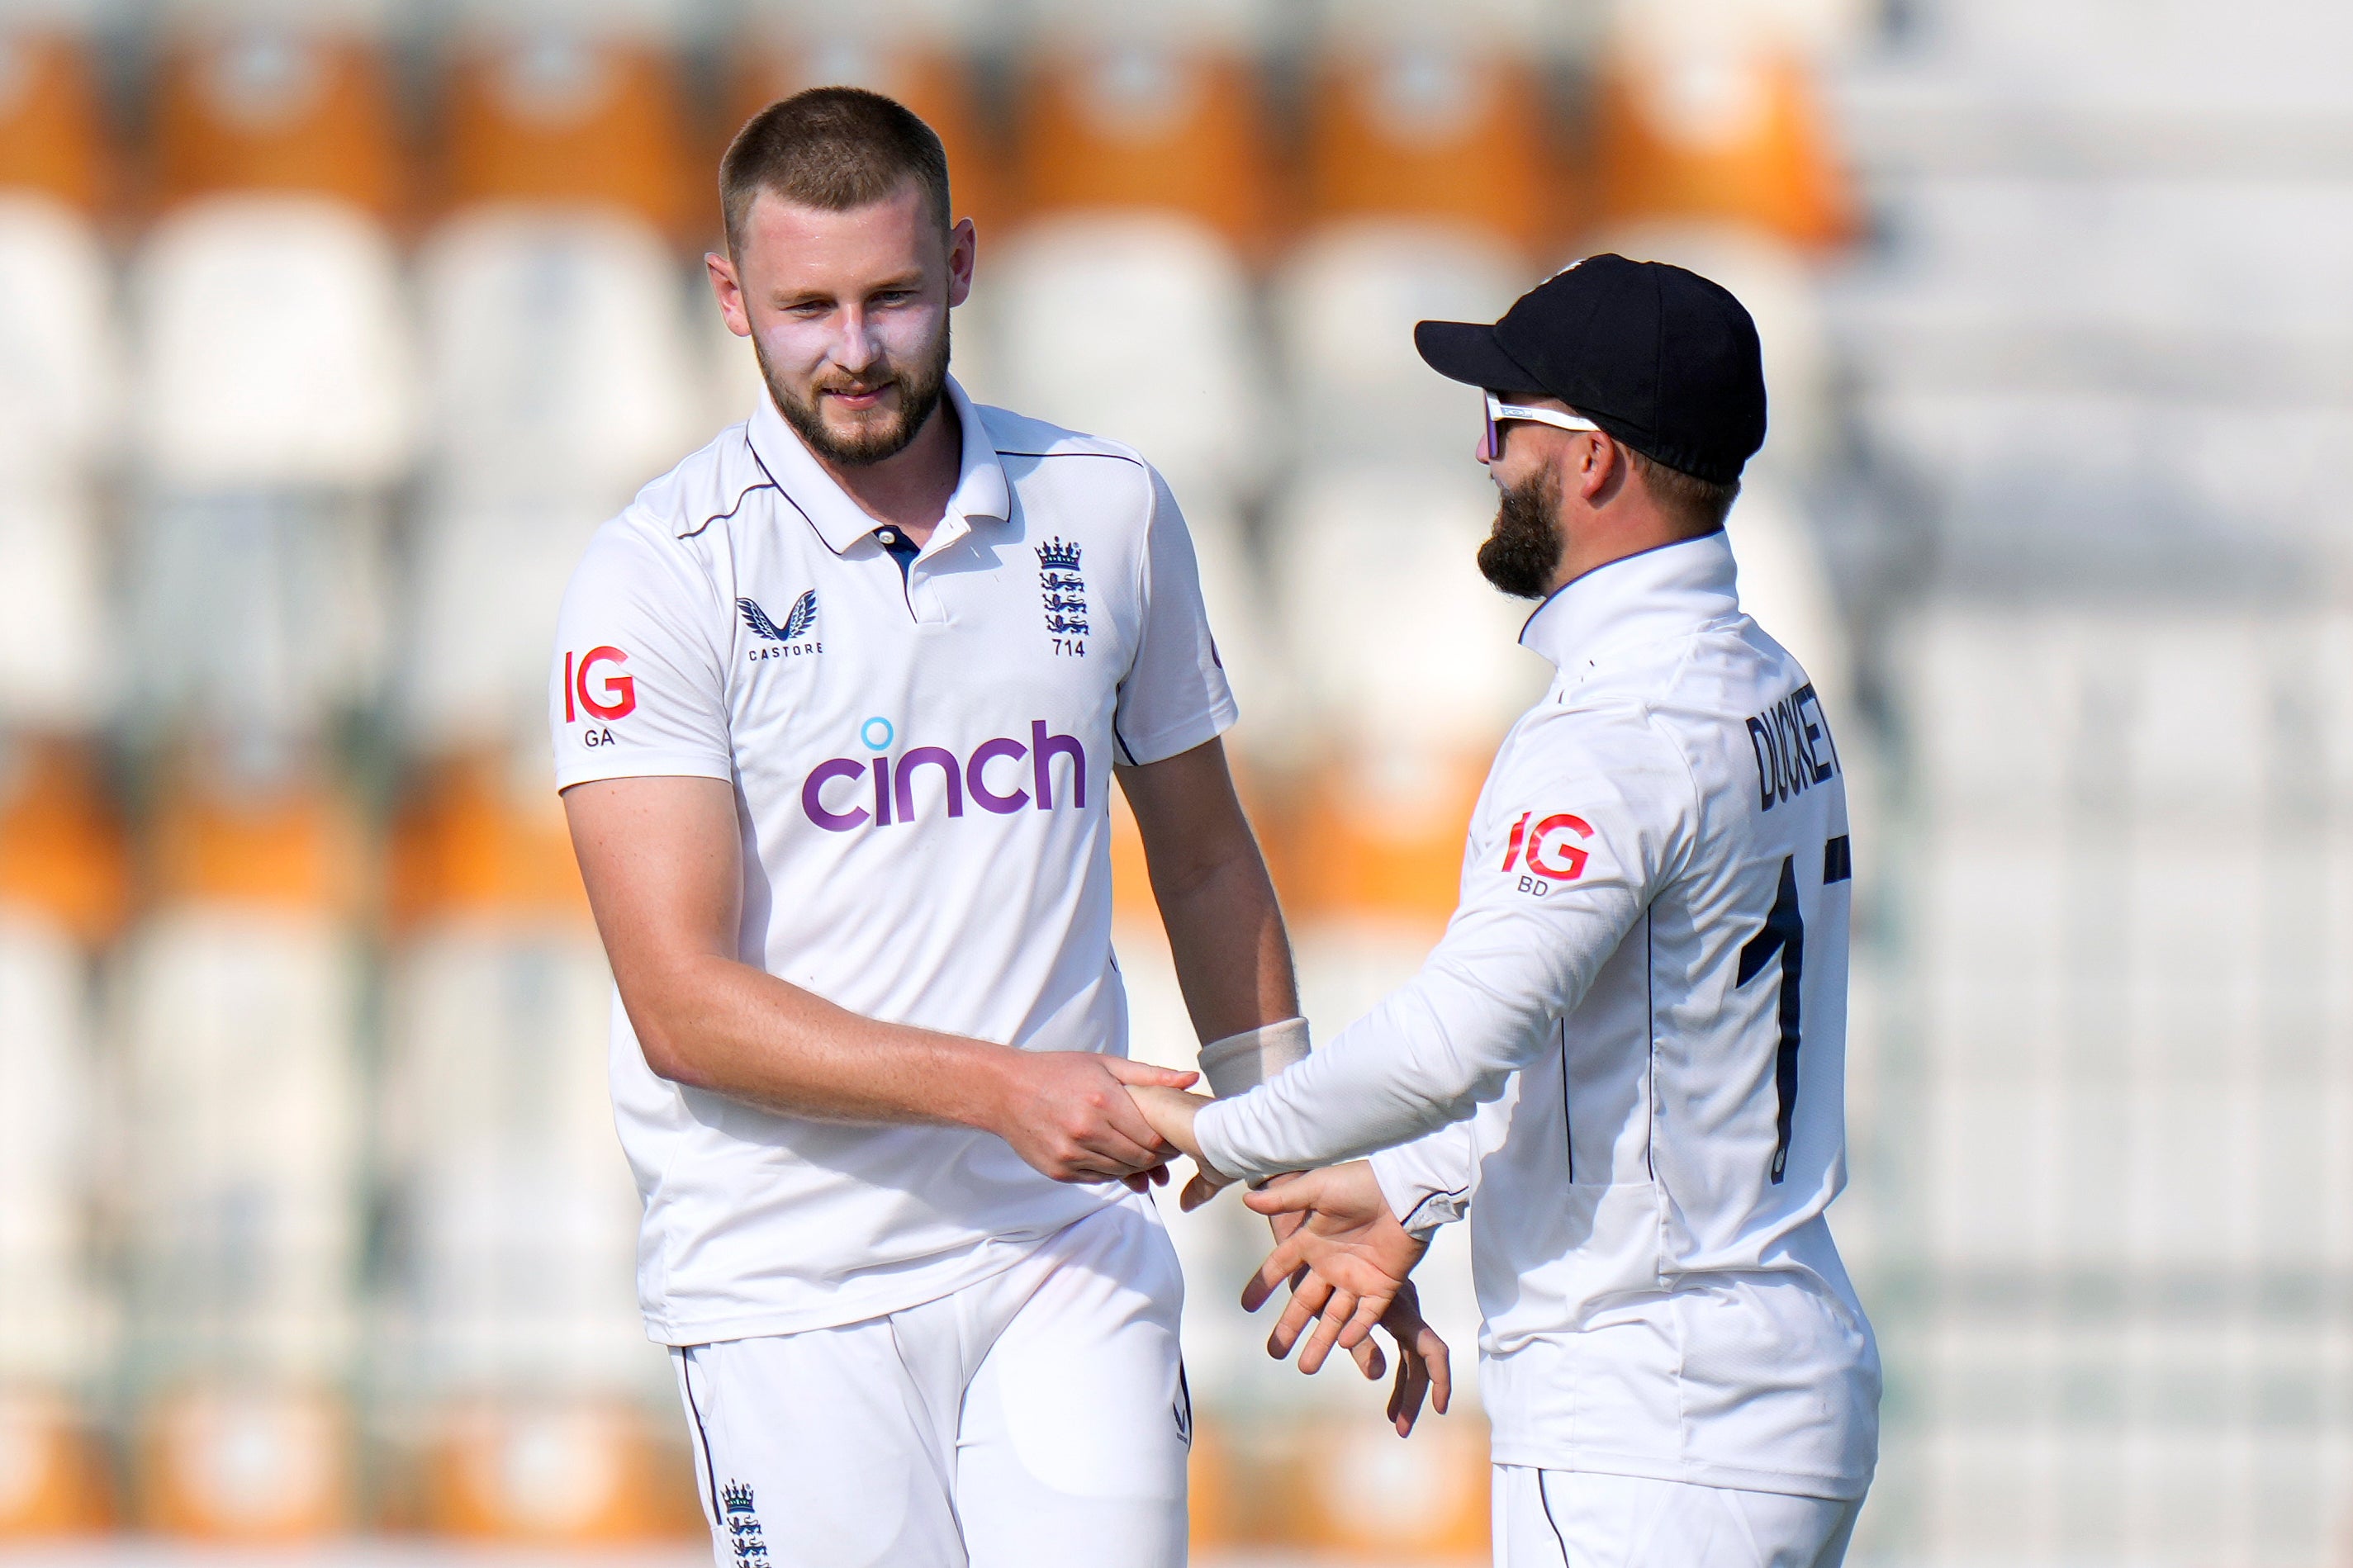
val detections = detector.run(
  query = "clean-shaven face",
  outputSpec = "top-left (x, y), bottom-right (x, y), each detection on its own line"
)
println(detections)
top-left (724, 182), bottom-right (970, 466)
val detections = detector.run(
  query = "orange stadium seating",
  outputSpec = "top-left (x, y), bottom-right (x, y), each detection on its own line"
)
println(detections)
top-left (0, 740), bottom-right (127, 948)
top-left (0, 29), bottom-right (108, 213)
top-left (1014, 41), bottom-right (1275, 253)
top-left (441, 31), bottom-right (694, 240)
top-left (1306, 43), bottom-right (1558, 258)
top-left (1592, 37), bottom-right (1855, 249)
top-left (138, 1386), bottom-right (353, 1539)
top-left (150, 26), bottom-right (403, 220)
top-left (389, 753), bottom-right (591, 930)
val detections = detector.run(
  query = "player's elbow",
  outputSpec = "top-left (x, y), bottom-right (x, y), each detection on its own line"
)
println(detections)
top-left (617, 973), bottom-right (723, 1091)
top-left (637, 1026), bottom-right (717, 1091)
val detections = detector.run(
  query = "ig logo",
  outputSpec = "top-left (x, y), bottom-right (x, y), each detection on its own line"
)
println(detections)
top-left (563, 646), bottom-right (636, 745)
top-left (1501, 810), bottom-right (1592, 894)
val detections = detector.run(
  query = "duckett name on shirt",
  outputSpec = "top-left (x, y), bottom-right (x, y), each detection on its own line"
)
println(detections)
top-left (802, 722), bottom-right (1088, 831)
top-left (1746, 682), bottom-right (1840, 812)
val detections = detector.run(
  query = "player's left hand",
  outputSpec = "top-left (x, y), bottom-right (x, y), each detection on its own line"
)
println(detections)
top-left (1242, 1161), bottom-right (1429, 1375)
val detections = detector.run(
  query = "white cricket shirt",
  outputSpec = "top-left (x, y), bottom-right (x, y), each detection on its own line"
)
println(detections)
top-left (1197, 531), bottom-right (1880, 1501)
top-left (551, 379), bottom-right (1235, 1344)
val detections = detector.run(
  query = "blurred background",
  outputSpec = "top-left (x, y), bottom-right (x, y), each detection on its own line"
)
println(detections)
top-left (0, 0), bottom-right (2347, 1563)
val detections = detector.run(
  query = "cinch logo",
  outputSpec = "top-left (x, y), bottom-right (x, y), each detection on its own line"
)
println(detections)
top-left (562, 646), bottom-right (636, 722)
top-left (1501, 811), bottom-right (1592, 882)
top-left (739, 591), bottom-right (819, 663)
top-left (802, 721), bottom-right (1088, 832)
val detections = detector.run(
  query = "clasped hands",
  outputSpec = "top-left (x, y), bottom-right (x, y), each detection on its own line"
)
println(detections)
top-left (1127, 1084), bottom-right (1452, 1437)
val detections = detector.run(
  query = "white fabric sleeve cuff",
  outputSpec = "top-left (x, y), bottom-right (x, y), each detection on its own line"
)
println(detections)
top-left (1197, 1016), bottom-right (1311, 1098)
top-left (1369, 1144), bottom-right (1473, 1238)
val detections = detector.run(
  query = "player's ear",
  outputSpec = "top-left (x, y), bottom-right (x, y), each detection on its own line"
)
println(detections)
top-left (946, 217), bottom-right (976, 309)
top-left (707, 250), bottom-right (752, 339)
top-left (1569, 430), bottom-right (1609, 504)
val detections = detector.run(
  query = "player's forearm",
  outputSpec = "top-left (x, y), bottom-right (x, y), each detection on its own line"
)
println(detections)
top-left (622, 951), bottom-right (1019, 1130)
top-left (1154, 846), bottom-right (1298, 1042)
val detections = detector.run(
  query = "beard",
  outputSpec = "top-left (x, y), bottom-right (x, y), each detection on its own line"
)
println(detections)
top-left (1478, 464), bottom-right (1565, 599)
top-left (757, 318), bottom-right (952, 467)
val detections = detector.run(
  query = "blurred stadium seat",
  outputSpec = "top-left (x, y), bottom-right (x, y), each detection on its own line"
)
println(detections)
top-left (985, 213), bottom-right (1271, 503)
top-left (0, 191), bottom-right (114, 487)
top-left (146, 21), bottom-right (399, 222)
top-left (0, 738), bottom-right (123, 1535)
top-left (123, 749), bottom-right (366, 1538)
top-left (130, 12), bottom-right (415, 745)
top-left (1592, 25), bottom-right (1854, 250)
top-left (1303, 30), bottom-right (1555, 256)
top-left (440, 10), bottom-right (695, 242)
top-left (1271, 222), bottom-right (1524, 469)
top-left (132, 198), bottom-right (416, 490)
top-left (1012, 0), bottom-right (1276, 253)
top-left (0, 26), bottom-right (107, 213)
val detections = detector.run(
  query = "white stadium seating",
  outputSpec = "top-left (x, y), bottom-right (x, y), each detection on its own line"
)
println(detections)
top-left (131, 195), bottom-right (417, 490)
top-left (1270, 219), bottom-right (1524, 467)
top-left (983, 213), bottom-right (1273, 501)
top-left (0, 193), bottom-right (115, 489)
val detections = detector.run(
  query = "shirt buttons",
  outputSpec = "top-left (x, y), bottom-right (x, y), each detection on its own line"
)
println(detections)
top-left (877, 530), bottom-right (898, 545)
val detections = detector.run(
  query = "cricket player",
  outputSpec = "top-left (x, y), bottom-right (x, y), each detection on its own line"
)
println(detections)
top-left (1138, 256), bottom-right (1882, 1566)
top-left (550, 88), bottom-right (1435, 1568)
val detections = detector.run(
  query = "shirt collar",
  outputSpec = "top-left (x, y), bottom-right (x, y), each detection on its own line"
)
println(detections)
top-left (744, 374), bottom-right (1009, 556)
top-left (1516, 530), bottom-right (1742, 672)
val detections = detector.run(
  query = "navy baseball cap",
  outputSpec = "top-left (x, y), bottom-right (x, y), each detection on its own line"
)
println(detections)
top-left (1414, 253), bottom-right (1767, 486)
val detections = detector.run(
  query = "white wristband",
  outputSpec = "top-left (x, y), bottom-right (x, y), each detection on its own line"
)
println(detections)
top-left (1197, 1016), bottom-right (1311, 1099)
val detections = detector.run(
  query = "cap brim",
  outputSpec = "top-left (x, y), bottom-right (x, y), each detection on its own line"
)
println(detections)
top-left (1414, 320), bottom-right (1540, 391)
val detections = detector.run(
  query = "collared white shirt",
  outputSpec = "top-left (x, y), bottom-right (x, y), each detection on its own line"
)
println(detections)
top-left (1197, 532), bottom-right (1879, 1501)
top-left (551, 379), bottom-right (1234, 1343)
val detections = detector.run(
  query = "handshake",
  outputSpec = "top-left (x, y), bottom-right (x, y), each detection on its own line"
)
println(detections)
top-left (993, 1046), bottom-right (1449, 1436)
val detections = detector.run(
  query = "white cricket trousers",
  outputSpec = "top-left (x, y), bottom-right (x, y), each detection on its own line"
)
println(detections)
top-left (1492, 1466), bottom-right (1862, 1567)
top-left (671, 1196), bottom-right (1189, 1568)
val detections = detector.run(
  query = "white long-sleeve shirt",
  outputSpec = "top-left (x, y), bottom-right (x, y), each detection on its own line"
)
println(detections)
top-left (1196, 531), bottom-right (1879, 1501)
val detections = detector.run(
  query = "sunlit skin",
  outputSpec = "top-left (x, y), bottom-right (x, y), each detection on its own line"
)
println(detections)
top-left (1480, 390), bottom-right (1705, 595)
top-left (706, 182), bottom-right (976, 542)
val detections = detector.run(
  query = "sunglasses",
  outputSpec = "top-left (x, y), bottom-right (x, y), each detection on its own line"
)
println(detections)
top-left (1483, 391), bottom-right (1601, 462)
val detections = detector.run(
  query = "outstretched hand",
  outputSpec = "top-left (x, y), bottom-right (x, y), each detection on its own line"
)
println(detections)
top-left (1244, 1161), bottom-right (1431, 1376)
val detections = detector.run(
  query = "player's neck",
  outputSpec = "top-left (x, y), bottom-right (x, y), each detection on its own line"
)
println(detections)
top-left (1546, 500), bottom-right (1711, 596)
top-left (816, 398), bottom-right (964, 546)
